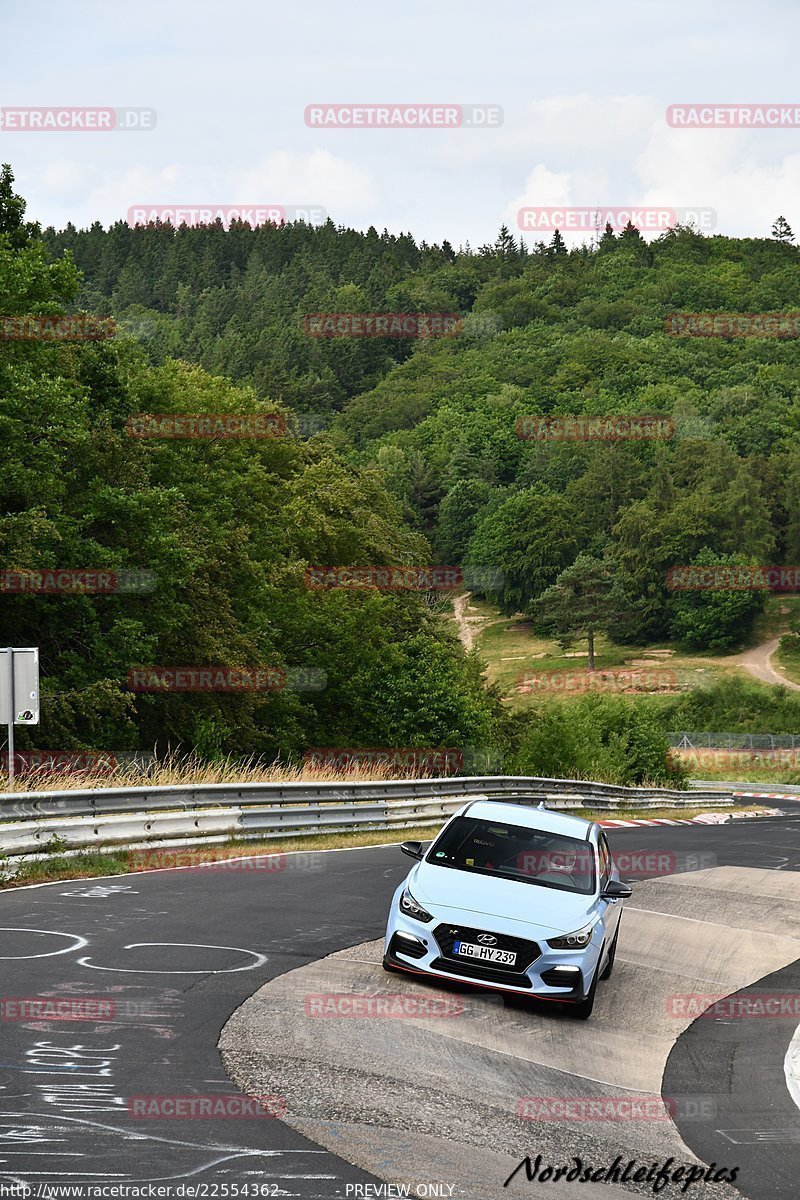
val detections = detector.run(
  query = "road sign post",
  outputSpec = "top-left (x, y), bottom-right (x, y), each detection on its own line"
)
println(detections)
top-left (0, 648), bottom-right (40, 787)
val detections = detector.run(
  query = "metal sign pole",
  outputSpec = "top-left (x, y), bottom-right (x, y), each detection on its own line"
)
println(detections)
top-left (0, 648), bottom-right (38, 788)
top-left (5, 649), bottom-right (13, 788)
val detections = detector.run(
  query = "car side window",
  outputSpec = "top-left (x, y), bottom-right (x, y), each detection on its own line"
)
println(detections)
top-left (598, 836), bottom-right (611, 886)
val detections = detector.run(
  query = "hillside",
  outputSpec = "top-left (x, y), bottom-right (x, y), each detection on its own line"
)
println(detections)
top-left (13, 184), bottom-right (800, 784)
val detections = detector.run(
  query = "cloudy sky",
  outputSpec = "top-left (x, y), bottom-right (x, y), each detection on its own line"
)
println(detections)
top-left (1, 0), bottom-right (799, 246)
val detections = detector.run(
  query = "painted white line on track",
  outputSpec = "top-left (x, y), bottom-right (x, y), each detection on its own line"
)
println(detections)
top-left (0, 1109), bottom-right (331, 1155)
top-left (0, 929), bottom-right (88, 959)
top-left (77, 941), bottom-right (269, 974)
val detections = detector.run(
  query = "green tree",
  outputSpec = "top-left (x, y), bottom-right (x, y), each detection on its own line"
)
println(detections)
top-left (598, 221), bottom-right (616, 254)
top-left (771, 215), bottom-right (794, 242)
top-left (668, 549), bottom-right (767, 650)
top-left (530, 554), bottom-right (623, 670)
top-left (548, 229), bottom-right (568, 257)
top-left (465, 490), bottom-right (582, 610)
top-left (435, 479), bottom-right (494, 561)
top-left (511, 694), bottom-right (685, 786)
top-left (0, 164), bottom-right (31, 248)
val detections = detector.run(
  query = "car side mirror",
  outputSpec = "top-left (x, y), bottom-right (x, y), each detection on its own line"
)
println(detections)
top-left (400, 840), bottom-right (424, 860)
top-left (602, 879), bottom-right (632, 899)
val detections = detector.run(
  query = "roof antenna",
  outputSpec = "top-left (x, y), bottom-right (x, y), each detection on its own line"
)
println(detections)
top-left (537, 800), bottom-right (547, 809)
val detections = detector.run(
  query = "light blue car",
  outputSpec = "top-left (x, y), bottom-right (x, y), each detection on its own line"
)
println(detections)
top-left (383, 799), bottom-right (631, 1019)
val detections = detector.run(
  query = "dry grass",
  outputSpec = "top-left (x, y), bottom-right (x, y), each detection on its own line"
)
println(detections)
top-left (0, 752), bottom-right (454, 794)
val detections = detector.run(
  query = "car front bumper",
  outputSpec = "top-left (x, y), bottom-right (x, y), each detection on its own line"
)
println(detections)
top-left (384, 905), bottom-right (602, 1005)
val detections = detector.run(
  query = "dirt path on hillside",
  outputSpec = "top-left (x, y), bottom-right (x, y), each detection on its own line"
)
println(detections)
top-left (453, 595), bottom-right (800, 691)
top-left (732, 636), bottom-right (800, 690)
top-left (452, 591), bottom-right (509, 651)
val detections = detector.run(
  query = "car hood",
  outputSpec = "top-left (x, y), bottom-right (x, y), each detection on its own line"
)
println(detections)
top-left (410, 860), bottom-right (596, 936)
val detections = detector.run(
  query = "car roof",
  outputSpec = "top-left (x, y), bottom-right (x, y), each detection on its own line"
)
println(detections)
top-left (458, 799), bottom-right (595, 841)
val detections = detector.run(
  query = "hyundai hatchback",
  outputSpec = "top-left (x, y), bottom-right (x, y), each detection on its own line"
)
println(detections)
top-left (384, 799), bottom-right (631, 1019)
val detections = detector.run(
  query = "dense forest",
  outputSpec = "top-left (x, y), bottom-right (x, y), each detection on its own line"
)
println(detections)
top-left (4, 163), bottom-right (800, 781)
top-left (45, 199), bottom-right (800, 649)
top-left (0, 169), bottom-right (498, 764)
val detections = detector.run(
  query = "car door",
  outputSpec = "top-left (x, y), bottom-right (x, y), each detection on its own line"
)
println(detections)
top-left (597, 832), bottom-right (622, 946)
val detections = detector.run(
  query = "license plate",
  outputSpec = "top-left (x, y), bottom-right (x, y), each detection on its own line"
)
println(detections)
top-left (453, 941), bottom-right (517, 966)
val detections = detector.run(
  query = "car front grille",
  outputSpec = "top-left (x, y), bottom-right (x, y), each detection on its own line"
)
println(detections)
top-left (433, 923), bottom-right (541, 973)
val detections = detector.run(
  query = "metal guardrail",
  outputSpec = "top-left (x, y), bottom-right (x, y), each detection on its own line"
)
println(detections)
top-left (0, 776), bottom-right (737, 864)
top-left (690, 778), bottom-right (800, 796)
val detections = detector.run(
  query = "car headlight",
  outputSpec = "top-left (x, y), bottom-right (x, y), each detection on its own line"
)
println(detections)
top-left (547, 922), bottom-right (596, 950)
top-left (399, 887), bottom-right (433, 923)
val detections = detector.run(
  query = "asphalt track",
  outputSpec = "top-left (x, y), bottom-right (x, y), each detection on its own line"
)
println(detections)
top-left (0, 812), bottom-right (799, 1197)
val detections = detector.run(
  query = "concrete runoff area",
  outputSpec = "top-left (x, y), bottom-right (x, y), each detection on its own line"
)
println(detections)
top-left (220, 866), bottom-right (800, 1199)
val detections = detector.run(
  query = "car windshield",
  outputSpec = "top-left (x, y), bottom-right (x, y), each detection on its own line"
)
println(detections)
top-left (425, 816), bottom-right (596, 894)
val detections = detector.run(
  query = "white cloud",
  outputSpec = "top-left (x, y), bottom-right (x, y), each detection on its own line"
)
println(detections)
top-left (4, 2), bottom-right (800, 243)
top-left (236, 150), bottom-right (377, 216)
top-left (637, 124), bottom-right (800, 237)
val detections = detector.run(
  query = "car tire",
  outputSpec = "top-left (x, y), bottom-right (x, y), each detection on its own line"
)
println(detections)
top-left (599, 923), bottom-right (620, 982)
top-left (567, 963), bottom-right (599, 1020)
